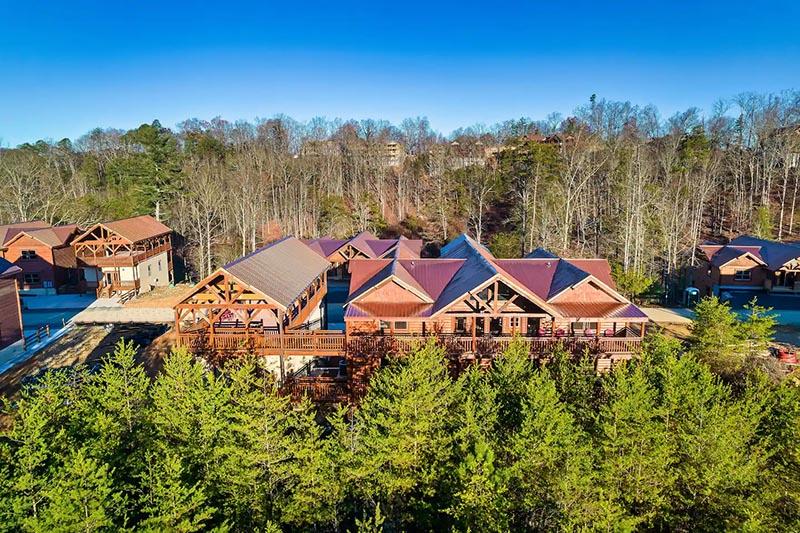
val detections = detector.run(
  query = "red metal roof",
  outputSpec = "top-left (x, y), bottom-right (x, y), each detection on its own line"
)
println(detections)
top-left (346, 233), bottom-right (644, 322)
top-left (564, 259), bottom-right (616, 289)
top-left (0, 220), bottom-right (50, 245)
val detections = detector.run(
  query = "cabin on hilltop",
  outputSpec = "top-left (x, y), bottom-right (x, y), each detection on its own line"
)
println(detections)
top-left (0, 221), bottom-right (82, 294)
top-left (174, 236), bottom-right (331, 380)
top-left (71, 215), bottom-right (174, 298)
top-left (345, 234), bottom-right (646, 353)
top-left (173, 232), bottom-right (649, 402)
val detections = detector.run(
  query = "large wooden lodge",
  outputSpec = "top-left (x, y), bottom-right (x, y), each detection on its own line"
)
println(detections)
top-left (174, 232), bottom-right (649, 402)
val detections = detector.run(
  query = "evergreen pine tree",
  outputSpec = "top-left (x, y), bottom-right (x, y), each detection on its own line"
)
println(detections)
top-left (597, 364), bottom-right (675, 528)
top-left (31, 448), bottom-right (124, 532)
top-left (346, 340), bottom-right (456, 527)
top-left (139, 451), bottom-right (217, 532)
top-left (658, 353), bottom-right (768, 530)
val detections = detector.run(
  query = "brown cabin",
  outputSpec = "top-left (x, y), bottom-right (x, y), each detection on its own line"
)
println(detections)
top-left (0, 221), bottom-right (81, 294)
top-left (0, 257), bottom-right (23, 349)
top-left (71, 215), bottom-right (174, 298)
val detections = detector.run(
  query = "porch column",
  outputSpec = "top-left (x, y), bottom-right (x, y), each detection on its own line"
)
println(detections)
top-left (595, 321), bottom-right (601, 338)
top-left (278, 311), bottom-right (286, 384)
top-left (174, 309), bottom-right (181, 341)
top-left (471, 317), bottom-right (477, 352)
top-left (209, 310), bottom-right (216, 342)
top-left (640, 322), bottom-right (647, 338)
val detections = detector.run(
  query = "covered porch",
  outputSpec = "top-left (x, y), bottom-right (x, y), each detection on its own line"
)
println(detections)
top-left (174, 268), bottom-right (328, 342)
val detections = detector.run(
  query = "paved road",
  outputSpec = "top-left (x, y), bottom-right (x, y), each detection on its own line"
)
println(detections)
top-left (641, 307), bottom-right (694, 324)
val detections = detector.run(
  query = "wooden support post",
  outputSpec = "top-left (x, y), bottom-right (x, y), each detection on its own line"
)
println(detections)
top-left (596, 321), bottom-right (601, 337)
top-left (471, 317), bottom-right (476, 352)
top-left (278, 311), bottom-right (286, 383)
top-left (174, 309), bottom-right (181, 341)
top-left (551, 319), bottom-right (556, 337)
top-left (640, 322), bottom-right (647, 338)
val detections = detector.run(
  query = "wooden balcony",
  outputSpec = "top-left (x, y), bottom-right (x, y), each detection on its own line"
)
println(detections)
top-left (77, 243), bottom-right (171, 268)
top-left (97, 279), bottom-right (140, 298)
top-left (175, 330), bottom-right (643, 357)
top-left (175, 329), bottom-right (347, 356)
top-left (281, 376), bottom-right (349, 403)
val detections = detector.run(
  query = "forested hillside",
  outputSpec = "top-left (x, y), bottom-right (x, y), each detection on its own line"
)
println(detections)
top-left (1, 92), bottom-right (799, 293)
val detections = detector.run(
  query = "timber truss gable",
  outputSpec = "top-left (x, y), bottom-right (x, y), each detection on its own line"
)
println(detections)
top-left (435, 275), bottom-right (561, 319)
top-left (175, 267), bottom-right (327, 334)
top-left (335, 243), bottom-right (372, 262)
top-left (175, 269), bottom-right (283, 332)
top-left (73, 224), bottom-right (135, 257)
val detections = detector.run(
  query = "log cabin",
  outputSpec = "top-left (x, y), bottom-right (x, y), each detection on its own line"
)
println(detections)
top-left (344, 233), bottom-right (647, 361)
top-left (0, 257), bottom-right (23, 349)
top-left (71, 215), bottom-right (174, 298)
top-left (694, 235), bottom-right (800, 296)
top-left (174, 236), bottom-right (332, 380)
top-left (0, 221), bottom-right (82, 294)
top-left (174, 232), bottom-right (649, 402)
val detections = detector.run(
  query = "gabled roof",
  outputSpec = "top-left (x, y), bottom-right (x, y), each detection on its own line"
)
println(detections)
top-left (347, 231), bottom-right (380, 256)
top-left (525, 247), bottom-right (558, 259)
top-left (699, 235), bottom-right (800, 271)
top-left (4, 224), bottom-right (79, 248)
top-left (563, 259), bottom-right (616, 289)
top-left (0, 220), bottom-right (50, 246)
top-left (103, 215), bottom-right (172, 243)
top-left (347, 233), bottom-right (638, 321)
top-left (223, 236), bottom-right (330, 309)
top-left (730, 235), bottom-right (800, 270)
top-left (0, 257), bottom-right (22, 278)
top-left (304, 232), bottom-right (423, 260)
top-left (303, 238), bottom-right (348, 258)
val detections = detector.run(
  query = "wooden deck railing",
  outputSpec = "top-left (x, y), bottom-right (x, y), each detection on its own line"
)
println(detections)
top-left (97, 279), bottom-right (140, 298)
top-left (281, 376), bottom-right (350, 403)
top-left (175, 330), bottom-right (643, 356)
top-left (78, 243), bottom-right (171, 267)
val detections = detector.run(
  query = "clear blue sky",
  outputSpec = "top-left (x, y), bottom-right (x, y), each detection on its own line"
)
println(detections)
top-left (1, 1), bottom-right (799, 146)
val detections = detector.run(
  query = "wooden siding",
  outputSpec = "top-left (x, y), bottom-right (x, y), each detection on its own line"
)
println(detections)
top-left (0, 279), bottom-right (22, 349)
top-left (550, 280), bottom-right (618, 303)
top-left (694, 255), bottom-right (768, 294)
top-left (3, 234), bottom-right (57, 290)
top-left (360, 280), bottom-right (428, 303)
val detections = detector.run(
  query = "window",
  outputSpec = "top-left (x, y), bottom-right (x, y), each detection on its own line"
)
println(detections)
top-left (455, 317), bottom-right (467, 333)
top-left (509, 317), bottom-right (521, 328)
top-left (393, 321), bottom-right (408, 331)
top-left (379, 320), bottom-right (390, 331)
top-left (158, 260), bottom-right (162, 271)
top-left (734, 269), bottom-right (752, 281)
top-left (43, 280), bottom-right (53, 288)
top-left (21, 250), bottom-right (36, 260)
top-left (24, 273), bottom-right (40, 284)
top-left (147, 264), bottom-right (152, 276)
top-left (571, 321), bottom-right (588, 334)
